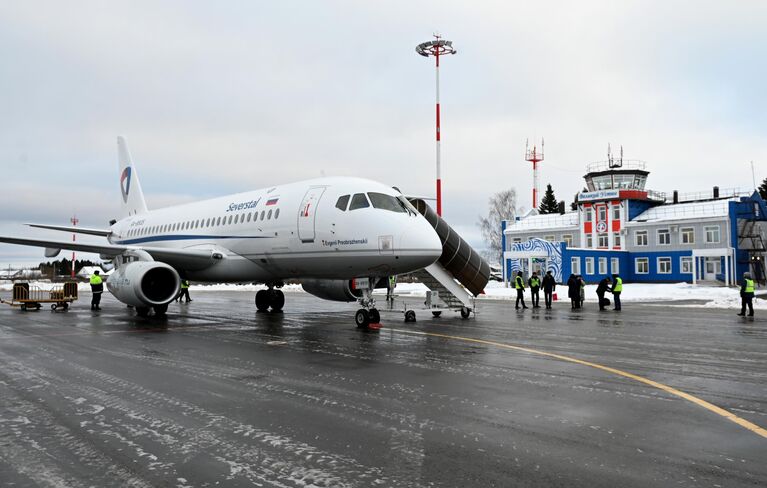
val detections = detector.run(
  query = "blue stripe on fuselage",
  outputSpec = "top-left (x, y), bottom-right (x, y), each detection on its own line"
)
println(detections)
top-left (114, 234), bottom-right (273, 245)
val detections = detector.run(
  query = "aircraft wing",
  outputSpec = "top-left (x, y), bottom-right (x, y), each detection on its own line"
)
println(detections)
top-left (26, 223), bottom-right (112, 237)
top-left (0, 235), bottom-right (222, 270)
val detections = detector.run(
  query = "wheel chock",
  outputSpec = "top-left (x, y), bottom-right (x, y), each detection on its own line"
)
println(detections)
top-left (368, 322), bottom-right (382, 331)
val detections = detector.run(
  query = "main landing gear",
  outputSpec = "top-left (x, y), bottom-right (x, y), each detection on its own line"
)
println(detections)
top-left (256, 283), bottom-right (285, 313)
top-left (354, 278), bottom-right (381, 331)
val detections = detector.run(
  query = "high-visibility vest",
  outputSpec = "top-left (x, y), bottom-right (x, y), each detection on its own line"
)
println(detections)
top-left (515, 276), bottom-right (524, 289)
top-left (613, 277), bottom-right (622, 292)
top-left (745, 279), bottom-right (755, 293)
top-left (530, 277), bottom-right (540, 288)
top-left (90, 275), bottom-right (102, 285)
top-left (389, 276), bottom-right (396, 287)
top-left (181, 280), bottom-right (189, 289)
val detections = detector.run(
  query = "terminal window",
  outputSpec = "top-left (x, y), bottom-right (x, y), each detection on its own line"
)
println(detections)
top-left (584, 208), bottom-right (593, 222)
top-left (598, 233), bottom-right (608, 248)
top-left (585, 257), bottom-right (594, 275)
top-left (680, 256), bottom-right (693, 274)
top-left (680, 228), bottom-right (694, 244)
top-left (599, 257), bottom-right (607, 274)
top-left (635, 231), bottom-right (648, 246)
top-left (657, 229), bottom-right (671, 245)
top-left (612, 205), bottom-right (620, 220)
top-left (613, 232), bottom-right (621, 248)
top-left (635, 257), bottom-right (649, 274)
top-left (611, 257), bottom-right (620, 274)
top-left (586, 234), bottom-right (593, 248)
top-left (658, 257), bottom-right (672, 274)
top-left (705, 225), bottom-right (720, 243)
top-left (571, 257), bottom-right (581, 275)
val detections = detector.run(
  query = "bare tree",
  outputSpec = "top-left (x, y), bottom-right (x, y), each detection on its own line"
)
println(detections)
top-left (478, 189), bottom-right (517, 264)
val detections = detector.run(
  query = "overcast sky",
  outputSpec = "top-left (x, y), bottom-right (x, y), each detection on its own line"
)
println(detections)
top-left (1, 0), bottom-right (766, 266)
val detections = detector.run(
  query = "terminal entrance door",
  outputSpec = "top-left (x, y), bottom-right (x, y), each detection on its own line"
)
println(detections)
top-left (704, 257), bottom-right (720, 281)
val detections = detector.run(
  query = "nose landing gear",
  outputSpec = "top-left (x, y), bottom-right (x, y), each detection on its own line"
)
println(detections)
top-left (354, 278), bottom-right (381, 331)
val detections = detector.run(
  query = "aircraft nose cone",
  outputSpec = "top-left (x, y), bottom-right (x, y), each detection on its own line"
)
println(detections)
top-left (401, 219), bottom-right (443, 265)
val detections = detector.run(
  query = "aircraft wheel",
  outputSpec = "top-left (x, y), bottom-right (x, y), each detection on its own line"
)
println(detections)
top-left (460, 307), bottom-right (471, 319)
top-left (62, 303), bottom-right (69, 311)
top-left (355, 309), bottom-right (369, 328)
top-left (20, 304), bottom-right (27, 312)
top-left (136, 307), bottom-right (150, 318)
top-left (431, 311), bottom-right (442, 318)
top-left (270, 289), bottom-right (285, 312)
top-left (255, 290), bottom-right (270, 312)
top-left (51, 304), bottom-right (57, 311)
top-left (154, 304), bottom-right (168, 317)
top-left (404, 310), bottom-right (416, 323)
top-left (369, 308), bottom-right (380, 323)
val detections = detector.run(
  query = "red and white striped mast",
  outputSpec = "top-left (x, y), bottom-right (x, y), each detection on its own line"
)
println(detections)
top-left (525, 139), bottom-right (544, 209)
top-left (416, 34), bottom-right (457, 217)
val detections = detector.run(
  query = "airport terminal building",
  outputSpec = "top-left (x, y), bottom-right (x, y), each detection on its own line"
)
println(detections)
top-left (502, 160), bottom-right (767, 285)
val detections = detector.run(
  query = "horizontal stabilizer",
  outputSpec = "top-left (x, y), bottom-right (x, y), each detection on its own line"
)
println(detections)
top-left (26, 223), bottom-right (112, 237)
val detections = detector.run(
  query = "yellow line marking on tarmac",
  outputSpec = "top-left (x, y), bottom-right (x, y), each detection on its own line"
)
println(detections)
top-left (391, 328), bottom-right (767, 440)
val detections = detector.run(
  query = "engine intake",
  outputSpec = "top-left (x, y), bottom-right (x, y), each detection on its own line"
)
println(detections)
top-left (107, 261), bottom-right (180, 307)
top-left (301, 279), bottom-right (363, 302)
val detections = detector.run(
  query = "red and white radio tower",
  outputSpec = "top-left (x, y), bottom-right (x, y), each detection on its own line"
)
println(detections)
top-left (525, 139), bottom-right (544, 209)
top-left (416, 34), bottom-right (457, 217)
top-left (70, 215), bottom-right (78, 279)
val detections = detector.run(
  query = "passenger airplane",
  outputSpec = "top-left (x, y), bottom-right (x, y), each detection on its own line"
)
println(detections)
top-left (0, 137), bottom-right (443, 328)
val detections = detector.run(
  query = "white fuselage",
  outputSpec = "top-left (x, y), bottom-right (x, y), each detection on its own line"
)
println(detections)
top-left (110, 177), bottom-right (442, 282)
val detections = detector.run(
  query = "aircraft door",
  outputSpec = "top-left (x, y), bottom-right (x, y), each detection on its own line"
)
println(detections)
top-left (298, 187), bottom-right (326, 243)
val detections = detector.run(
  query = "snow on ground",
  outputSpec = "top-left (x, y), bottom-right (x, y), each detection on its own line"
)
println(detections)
top-left (0, 280), bottom-right (761, 310)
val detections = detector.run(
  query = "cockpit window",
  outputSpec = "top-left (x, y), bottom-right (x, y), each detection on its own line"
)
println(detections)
top-left (368, 192), bottom-right (407, 213)
top-left (349, 193), bottom-right (370, 210)
top-left (336, 195), bottom-right (350, 211)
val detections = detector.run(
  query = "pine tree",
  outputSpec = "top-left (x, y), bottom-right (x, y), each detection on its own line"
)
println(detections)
top-left (538, 184), bottom-right (559, 214)
top-left (758, 177), bottom-right (767, 200)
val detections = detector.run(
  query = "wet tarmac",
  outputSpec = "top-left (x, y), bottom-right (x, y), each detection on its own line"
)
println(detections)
top-left (0, 290), bottom-right (765, 487)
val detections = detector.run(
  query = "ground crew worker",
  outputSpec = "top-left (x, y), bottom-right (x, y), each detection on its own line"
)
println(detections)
top-left (177, 279), bottom-right (192, 303)
top-left (386, 275), bottom-right (396, 302)
top-left (90, 270), bottom-right (103, 311)
top-left (567, 274), bottom-right (579, 309)
top-left (596, 276), bottom-right (612, 311)
top-left (528, 272), bottom-right (541, 308)
top-left (611, 274), bottom-right (622, 311)
top-left (542, 271), bottom-right (556, 309)
top-left (737, 272), bottom-right (755, 317)
top-left (515, 271), bottom-right (528, 310)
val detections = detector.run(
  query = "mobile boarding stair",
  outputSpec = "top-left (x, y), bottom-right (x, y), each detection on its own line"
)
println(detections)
top-left (401, 198), bottom-right (491, 321)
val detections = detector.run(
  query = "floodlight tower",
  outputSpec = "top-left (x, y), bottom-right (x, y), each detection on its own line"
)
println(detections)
top-left (416, 34), bottom-right (457, 217)
top-left (70, 216), bottom-right (78, 279)
top-left (525, 139), bottom-right (544, 209)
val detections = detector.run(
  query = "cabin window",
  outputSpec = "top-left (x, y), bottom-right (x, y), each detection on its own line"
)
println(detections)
top-left (368, 192), bottom-right (407, 213)
top-left (247, 213), bottom-right (252, 222)
top-left (349, 193), bottom-right (370, 210)
top-left (227, 215), bottom-right (233, 225)
top-left (275, 208), bottom-right (280, 219)
top-left (260, 210), bottom-right (265, 220)
top-left (336, 195), bottom-right (350, 211)
top-left (267, 209), bottom-right (273, 220)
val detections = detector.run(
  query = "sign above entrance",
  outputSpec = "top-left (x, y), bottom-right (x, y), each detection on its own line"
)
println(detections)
top-left (578, 189), bottom-right (620, 202)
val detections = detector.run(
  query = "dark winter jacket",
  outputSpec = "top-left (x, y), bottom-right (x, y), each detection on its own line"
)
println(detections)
top-left (542, 274), bottom-right (556, 292)
top-left (596, 278), bottom-right (610, 296)
top-left (567, 275), bottom-right (579, 299)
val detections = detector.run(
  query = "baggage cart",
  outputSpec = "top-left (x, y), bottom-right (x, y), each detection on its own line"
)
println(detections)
top-left (1, 282), bottom-right (79, 311)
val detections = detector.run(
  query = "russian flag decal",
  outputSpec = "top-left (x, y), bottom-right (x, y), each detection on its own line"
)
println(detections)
top-left (266, 197), bottom-right (279, 206)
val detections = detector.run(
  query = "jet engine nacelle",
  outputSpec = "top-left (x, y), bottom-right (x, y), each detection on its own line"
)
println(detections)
top-left (106, 261), bottom-right (181, 308)
top-left (301, 279), bottom-right (363, 302)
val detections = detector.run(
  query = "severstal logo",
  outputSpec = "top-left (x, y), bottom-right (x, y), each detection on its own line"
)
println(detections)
top-left (120, 167), bottom-right (132, 203)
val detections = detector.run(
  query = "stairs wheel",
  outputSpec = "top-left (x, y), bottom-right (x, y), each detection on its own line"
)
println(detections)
top-left (404, 310), bottom-right (416, 322)
top-left (460, 307), bottom-right (471, 319)
top-left (431, 311), bottom-right (442, 318)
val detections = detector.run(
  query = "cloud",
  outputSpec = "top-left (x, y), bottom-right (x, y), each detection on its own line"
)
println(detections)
top-left (1, 0), bottom-right (766, 264)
